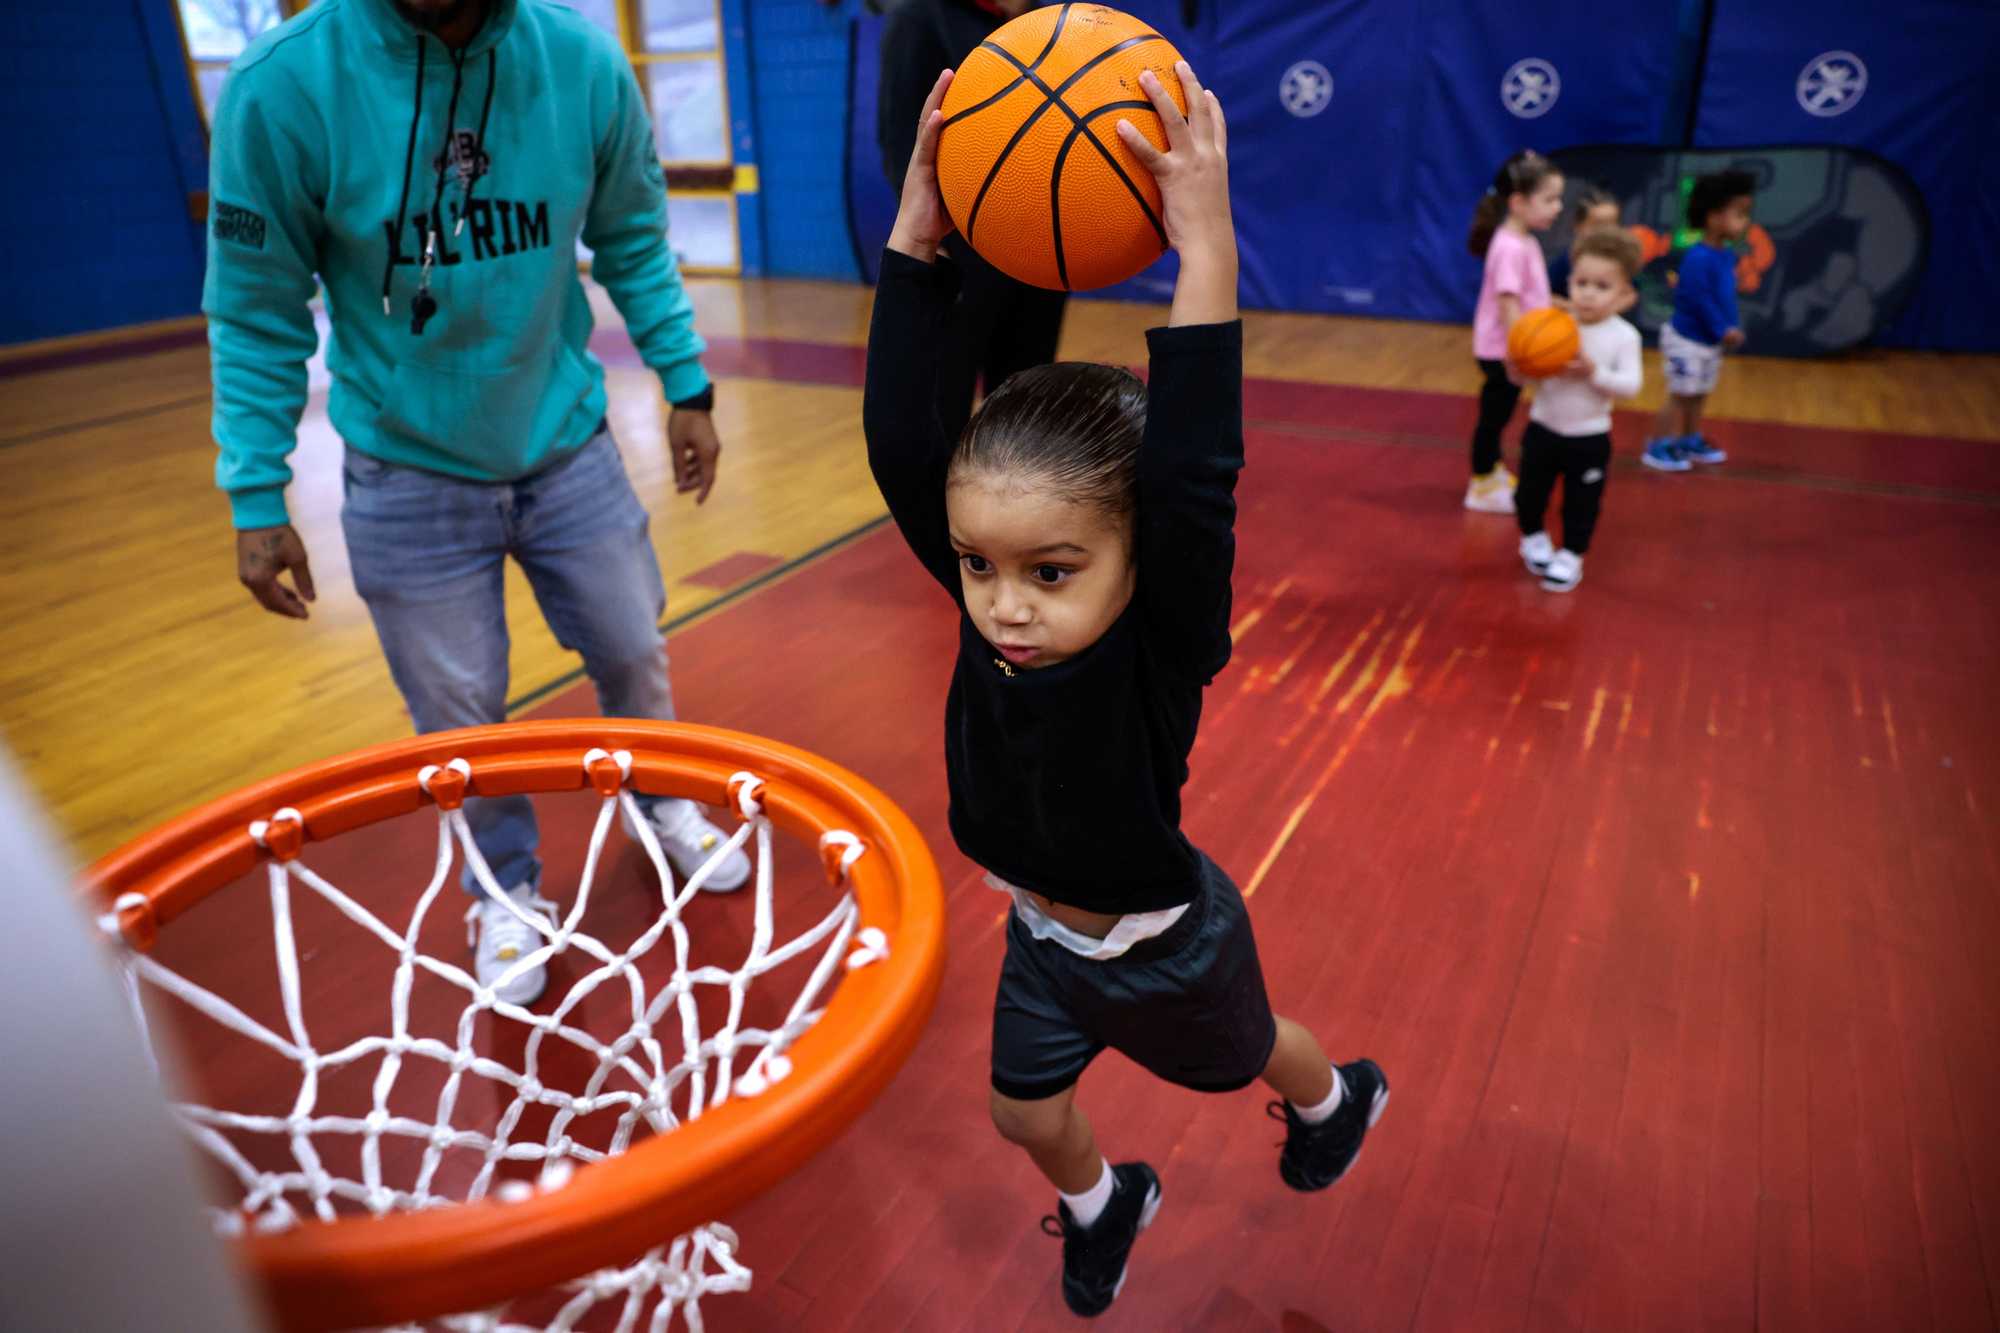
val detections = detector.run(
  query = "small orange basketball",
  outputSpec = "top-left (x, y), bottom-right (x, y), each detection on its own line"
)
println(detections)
top-left (1508, 306), bottom-right (1581, 379)
top-left (936, 4), bottom-right (1186, 292)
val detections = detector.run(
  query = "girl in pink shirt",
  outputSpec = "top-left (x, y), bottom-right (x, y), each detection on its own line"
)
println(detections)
top-left (1464, 151), bottom-right (1564, 513)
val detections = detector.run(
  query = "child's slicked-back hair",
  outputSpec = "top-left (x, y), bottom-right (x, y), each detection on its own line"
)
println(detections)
top-left (948, 362), bottom-right (1148, 523)
top-left (1688, 169), bottom-right (1756, 229)
top-left (1571, 227), bottom-right (1644, 281)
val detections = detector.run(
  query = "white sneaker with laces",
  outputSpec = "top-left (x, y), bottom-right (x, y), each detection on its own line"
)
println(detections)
top-left (1463, 470), bottom-right (1516, 514)
top-left (1519, 531), bottom-right (1555, 575)
top-left (1541, 549), bottom-right (1584, 593)
top-left (468, 884), bottom-right (557, 1006)
top-left (624, 799), bottom-right (751, 892)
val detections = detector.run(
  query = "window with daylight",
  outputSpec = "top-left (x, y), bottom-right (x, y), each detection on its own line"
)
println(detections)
top-left (539, 0), bottom-right (741, 271)
top-left (175, 0), bottom-right (289, 123)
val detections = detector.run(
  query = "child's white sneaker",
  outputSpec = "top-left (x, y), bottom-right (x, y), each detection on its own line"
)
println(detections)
top-left (1541, 549), bottom-right (1584, 593)
top-left (1519, 531), bottom-right (1555, 575)
top-left (1463, 470), bottom-right (1516, 513)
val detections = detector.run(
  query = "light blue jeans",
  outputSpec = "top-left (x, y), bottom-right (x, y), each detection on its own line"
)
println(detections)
top-left (341, 427), bottom-right (678, 895)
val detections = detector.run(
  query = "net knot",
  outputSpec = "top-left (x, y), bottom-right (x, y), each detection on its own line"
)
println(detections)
top-left (727, 771), bottom-right (766, 820)
top-left (846, 925), bottom-right (890, 971)
top-left (582, 747), bottom-right (632, 797)
top-left (249, 808), bottom-right (306, 862)
top-left (818, 830), bottom-right (866, 885)
top-left (733, 1053), bottom-right (792, 1099)
top-left (99, 890), bottom-right (158, 951)
top-left (417, 758), bottom-right (472, 810)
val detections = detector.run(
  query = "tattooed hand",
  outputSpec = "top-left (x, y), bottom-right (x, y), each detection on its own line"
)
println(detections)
top-left (236, 524), bottom-right (316, 619)
top-left (669, 407), bottom-right (723, 504)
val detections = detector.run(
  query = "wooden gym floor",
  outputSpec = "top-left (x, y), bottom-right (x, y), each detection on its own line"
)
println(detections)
top-left (2, 280), bottom-right (1998, 1331)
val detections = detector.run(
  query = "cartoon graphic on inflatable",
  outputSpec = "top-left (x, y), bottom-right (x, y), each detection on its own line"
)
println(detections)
top-left (1550, 145), bottom-right (1927, 357)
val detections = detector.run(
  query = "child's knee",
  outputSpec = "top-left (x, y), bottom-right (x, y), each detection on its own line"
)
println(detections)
top-left (988, 1087), bottom-right (1068, 1148)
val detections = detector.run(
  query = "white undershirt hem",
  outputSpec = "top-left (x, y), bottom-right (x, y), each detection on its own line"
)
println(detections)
top-left (986, 874), bottom-right (1189, 961)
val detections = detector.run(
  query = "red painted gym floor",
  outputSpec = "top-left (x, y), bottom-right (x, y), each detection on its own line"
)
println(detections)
top-left (150, 353), bottom-right (2000, 1331)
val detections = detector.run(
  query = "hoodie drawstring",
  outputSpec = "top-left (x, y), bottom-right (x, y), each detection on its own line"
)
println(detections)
top-left (383, 37), bottom-right (499, 331)
top-left (383, 36), bottom-right (428, 316)
top-left (459, 51), bottom-right (498, 237)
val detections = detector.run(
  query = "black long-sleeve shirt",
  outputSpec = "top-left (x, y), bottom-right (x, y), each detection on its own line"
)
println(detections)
top-left (877, 0), bottom-right (1009, 189)
top-left (877, 0), bottom-right (1029, 292)
top-left (863, 248), bottom-right (1244, 913)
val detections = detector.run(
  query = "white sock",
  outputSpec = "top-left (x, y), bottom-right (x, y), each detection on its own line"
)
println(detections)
top-left (1059, 1158), bottom-right (1115, 1229)
top-left (1292, 1064), bottom-right (1345, 1124)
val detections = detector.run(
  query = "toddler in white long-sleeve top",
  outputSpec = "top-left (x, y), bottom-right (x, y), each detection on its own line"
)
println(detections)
top-left (1516, 228), bottom-right (1646, 593)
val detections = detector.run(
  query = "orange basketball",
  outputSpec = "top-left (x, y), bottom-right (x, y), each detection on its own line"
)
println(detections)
top-left (936, 4), bottom-right (1186, 292)
top-left (1508, 306), bottom-right (1581, 379)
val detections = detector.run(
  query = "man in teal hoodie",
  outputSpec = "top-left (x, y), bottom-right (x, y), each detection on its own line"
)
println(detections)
top-left (207, 0), bottom-right (747, 1005)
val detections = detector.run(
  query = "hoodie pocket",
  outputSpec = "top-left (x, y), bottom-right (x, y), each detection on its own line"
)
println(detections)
top-left (372, 341), bottom-right (599, 477)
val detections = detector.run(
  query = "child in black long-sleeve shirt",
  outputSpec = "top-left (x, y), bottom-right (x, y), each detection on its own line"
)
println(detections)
top-left (864, 64), bottom-right (1387, 1319)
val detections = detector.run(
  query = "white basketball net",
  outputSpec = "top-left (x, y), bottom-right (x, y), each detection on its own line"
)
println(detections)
top-left (101, 747), bottom-right (889, 1333)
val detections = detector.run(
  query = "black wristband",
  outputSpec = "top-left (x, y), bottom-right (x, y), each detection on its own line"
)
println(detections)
top-left (670, 385), bottom-right (715, 413)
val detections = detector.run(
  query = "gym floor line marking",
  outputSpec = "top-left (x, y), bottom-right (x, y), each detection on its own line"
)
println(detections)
top-left (505, 513), bottom-right (893, 717)
top-left (0, 393), bottom-right (213, 450)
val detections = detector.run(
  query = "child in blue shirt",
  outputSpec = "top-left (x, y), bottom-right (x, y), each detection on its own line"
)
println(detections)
top-left (1644, 170), bottom-right (1755, 472)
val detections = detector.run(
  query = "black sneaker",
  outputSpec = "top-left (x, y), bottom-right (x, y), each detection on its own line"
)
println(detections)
top-left (1039, 1161), bottom-right (1163, 1317)
top-left (1268, 1059), bottom-right (1390, 1192)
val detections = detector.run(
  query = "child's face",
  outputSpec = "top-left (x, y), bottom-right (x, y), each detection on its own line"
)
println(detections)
top-left (1568, 254), bottom-right (1633, 324)
top-left (946, 474), bottom-right (1136, 670)
top-left (1513, 174), bottom-right (1566, 231)
top-left (1710, 195), bottom-right (1753, 240)
top-left (1579, 201), bottom-right (1621, 235)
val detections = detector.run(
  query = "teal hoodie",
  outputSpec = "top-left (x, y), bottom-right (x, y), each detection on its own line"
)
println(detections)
top-left (204, 0), bottom-right (709, 529)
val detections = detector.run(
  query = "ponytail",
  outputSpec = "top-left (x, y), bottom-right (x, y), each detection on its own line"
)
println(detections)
top-left (1467, 189), bottom-right (1507, 258)
top-left (1467, 150), bottom-right (1560, 257)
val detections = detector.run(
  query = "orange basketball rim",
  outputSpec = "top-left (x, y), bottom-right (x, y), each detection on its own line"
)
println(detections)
top-left (84, 720), bottom-right (947, 1331)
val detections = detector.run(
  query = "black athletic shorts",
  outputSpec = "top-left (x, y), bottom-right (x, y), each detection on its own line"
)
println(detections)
top-left (990, 852), bottom-right (1279, 1101)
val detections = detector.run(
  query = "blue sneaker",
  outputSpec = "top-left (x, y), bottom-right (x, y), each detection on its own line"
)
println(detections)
top-left (1641, 438), bottom-right (1691, 472)
top-left (1679, 434), bottom-right (1727, 464)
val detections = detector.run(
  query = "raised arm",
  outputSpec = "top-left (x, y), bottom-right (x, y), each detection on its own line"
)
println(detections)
top-left (1117, 62), bottom-right (1244, 680)
top-left (863, 71), bottom-right (964, 597)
